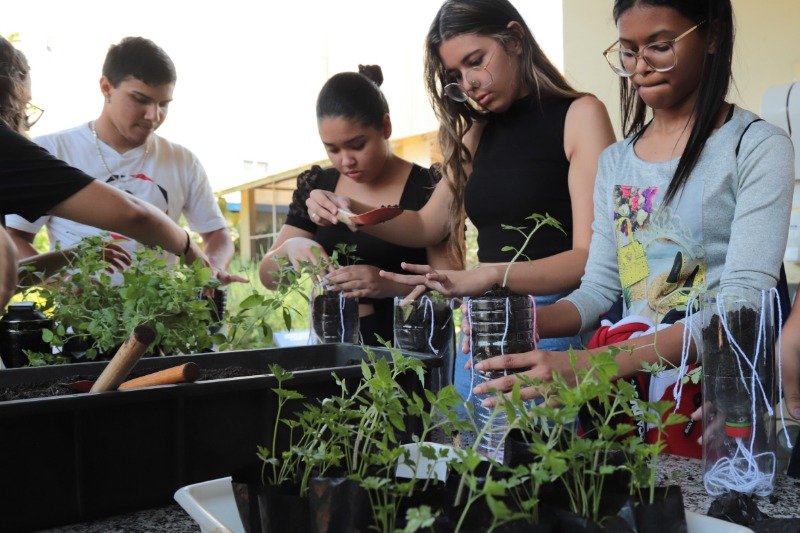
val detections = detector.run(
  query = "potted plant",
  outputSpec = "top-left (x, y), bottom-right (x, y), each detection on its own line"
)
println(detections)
top-left (21, 235), bottom-right (219, 363)
top-left (231, 341), bottom-right (475, 533)
top-left (394, 291), bottom-right (456, 390)
top-left (490, 348), bottom-right (690, 531)
top-left (308, 244), bottom-right (360, 345)
top-left (467, 213), bottom-right (564, 460)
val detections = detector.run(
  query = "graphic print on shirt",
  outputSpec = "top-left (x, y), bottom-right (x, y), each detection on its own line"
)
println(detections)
top-left (70, 171), bottom-right (170, 253)
top-left (613, 184), bottom-right (707, 323)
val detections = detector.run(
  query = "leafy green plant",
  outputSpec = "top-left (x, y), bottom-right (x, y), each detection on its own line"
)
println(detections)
top-left (221, 255), bottom-right (309, 350)
top-left (489, 347), bottom-right (687, 525)
top-left (26, 235), bottom-right (219, 360)
top-left (500, 213), bottom-right (564, 288)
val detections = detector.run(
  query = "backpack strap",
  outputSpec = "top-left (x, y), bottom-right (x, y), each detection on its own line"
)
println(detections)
top-left (735, 118), bottom-right (764, 157)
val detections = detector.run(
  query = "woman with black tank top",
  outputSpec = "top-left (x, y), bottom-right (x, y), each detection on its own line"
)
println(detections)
top-left (304, 0), bottom-right (614, 432)
top-left (258, 65), bottom-right (456, 346)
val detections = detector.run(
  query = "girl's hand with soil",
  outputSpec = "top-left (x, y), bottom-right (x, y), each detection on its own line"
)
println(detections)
top-left (98, 242), bottom-right (132, 272)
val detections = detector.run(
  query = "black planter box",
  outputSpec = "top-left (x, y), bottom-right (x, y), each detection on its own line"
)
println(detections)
top-left (0, 344), bottom-right (438, 531)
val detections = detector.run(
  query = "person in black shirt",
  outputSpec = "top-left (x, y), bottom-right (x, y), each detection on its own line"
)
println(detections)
top-left (0, 37), bottom-right (241, 293)
top-left (259, 65), bottom-right (456, 346)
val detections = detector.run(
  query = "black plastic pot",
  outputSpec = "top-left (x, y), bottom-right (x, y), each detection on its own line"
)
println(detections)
top-left (311, 290), bottom-right (359, 344)
top-left (0, 302), bottom-right (53, 368)
top-left (634, 485), bottom-right (687, 533)
top-left (231, 468), bottom-right (310, 533)
top-left (308, 475), bottom-right (371, 533)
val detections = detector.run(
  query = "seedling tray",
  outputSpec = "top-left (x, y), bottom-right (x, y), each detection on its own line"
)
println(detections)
top-left (0, 344), bottom-right (438, 530)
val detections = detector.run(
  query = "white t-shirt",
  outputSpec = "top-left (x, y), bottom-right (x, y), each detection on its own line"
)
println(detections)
top-left (6, 123), bottom-right (226, 256)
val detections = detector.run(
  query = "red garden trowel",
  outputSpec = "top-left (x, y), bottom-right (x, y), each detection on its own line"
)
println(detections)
top-left (336, 205), bottom-right (404, 231)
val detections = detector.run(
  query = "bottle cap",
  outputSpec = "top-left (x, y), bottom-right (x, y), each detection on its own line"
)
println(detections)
top-left (724, 420), bottom-right (752, 439)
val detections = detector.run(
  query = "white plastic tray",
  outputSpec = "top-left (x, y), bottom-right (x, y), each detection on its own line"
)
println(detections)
top-left (175, 476), bottom-right (754, 533)
top-left (175, 476), bottom-right (243, 533)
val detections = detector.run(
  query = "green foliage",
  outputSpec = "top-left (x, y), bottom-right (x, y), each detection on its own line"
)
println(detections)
top-left (500, 213), bottom-right (564, 287)
top-left (24, 235), bottom-right (219, 360)
top-left (221, 255), bottom-right (310, 350)
top-left (259, 345), bottom-right (471, 532)
top-left (254, 342), bottom-right (684, 530)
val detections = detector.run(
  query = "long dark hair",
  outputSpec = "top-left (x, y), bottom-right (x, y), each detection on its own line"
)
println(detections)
top-left (0, 37), bottom-right (30, 132)
top-left (425, 0), bottom-right (584, 264)
top-left (613, 0), bottom-right (734, 205)
top-left (316, 64), bottom-right (389, 129)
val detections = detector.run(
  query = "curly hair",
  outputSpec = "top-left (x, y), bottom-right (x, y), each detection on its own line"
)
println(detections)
top-left (424, 0), bottom-right (584, 265)
top-left (0, 37), bottom-right (30, 133)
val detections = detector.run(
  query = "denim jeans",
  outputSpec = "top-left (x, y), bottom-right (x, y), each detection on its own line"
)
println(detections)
top-left (452, 292), bottom-right (581, 447)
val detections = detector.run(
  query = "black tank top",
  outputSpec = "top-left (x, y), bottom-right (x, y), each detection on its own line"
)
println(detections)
top-left (286, 164), bottom-right (438, 344)
top-left (465, 94), bottom-right (574, 263)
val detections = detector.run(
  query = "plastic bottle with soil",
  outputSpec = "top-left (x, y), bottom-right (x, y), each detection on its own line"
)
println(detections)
top-left (467, 287), bottom-right (535, 462)
top-left (699, 289), bottom-right (777, 497)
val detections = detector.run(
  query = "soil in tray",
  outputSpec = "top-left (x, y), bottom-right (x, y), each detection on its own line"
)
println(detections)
top-left (0, 366), bottom-right (263, 402)
top-left (0, 359), bottom-right (373, 402)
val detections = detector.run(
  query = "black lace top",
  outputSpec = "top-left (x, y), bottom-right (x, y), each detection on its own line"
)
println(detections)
top-left (285, 163), bottom-right (439, 344)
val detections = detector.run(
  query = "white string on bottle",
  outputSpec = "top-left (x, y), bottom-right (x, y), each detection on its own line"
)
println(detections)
top-left (704, 439), bottom-right (776, 497)
top-left (338, 292), bottom-right (346, 343)
top-left (716, 292), bottom-right (772, 415)
top-left (673, 294), bottom-right (697, 409)
top-left (703, 288), bottom-right (776, 496)
top-left (421, 295), bottom-right (439, 355)
top-left (466, 298), bottom-right (476, 403)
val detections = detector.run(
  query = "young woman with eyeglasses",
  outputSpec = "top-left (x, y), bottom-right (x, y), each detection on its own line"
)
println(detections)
top-left (465, 0), bottom-right (794, 458)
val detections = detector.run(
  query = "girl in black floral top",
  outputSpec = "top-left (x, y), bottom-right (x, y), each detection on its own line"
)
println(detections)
top-left (259, 65), bottom-right (457, 345)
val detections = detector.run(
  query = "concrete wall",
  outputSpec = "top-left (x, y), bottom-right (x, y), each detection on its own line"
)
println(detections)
top-left (562, 0), bottom-right (800, 138)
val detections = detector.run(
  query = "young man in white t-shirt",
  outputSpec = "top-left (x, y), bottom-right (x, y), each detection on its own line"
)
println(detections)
top-left (6, 37), bottom-right (238, 283)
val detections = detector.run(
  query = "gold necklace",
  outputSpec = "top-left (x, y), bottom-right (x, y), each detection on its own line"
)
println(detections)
top-left (90, 121), bottom-right (151, 177)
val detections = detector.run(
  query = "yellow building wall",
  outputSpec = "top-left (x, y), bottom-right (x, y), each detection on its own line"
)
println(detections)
top-left (562, 0), bottom-right (800, 138)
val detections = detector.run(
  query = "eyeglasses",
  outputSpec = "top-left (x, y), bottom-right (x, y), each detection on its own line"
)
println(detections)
top-left (443, 48), bottom-right (496, 102)
top-left (603, 21), bottom-right (705, 77)
top-left (25, 103), bottom-right (44, 129)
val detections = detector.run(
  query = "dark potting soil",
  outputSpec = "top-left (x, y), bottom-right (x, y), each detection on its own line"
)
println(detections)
top-left (394, 301), bottom-right (453, 354)
top-left (469, 285), bottom-right (535, 376)
top-left (0, 366), bottom-right (262, 402)
top-left (312, 292), bottom-right (359, 343)
top-left (701, 306), bottom-right (774, 445)
top-left (701, 306), bottom-right (763, 377)
top-left (706, 492), bottom-right (800, 532)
